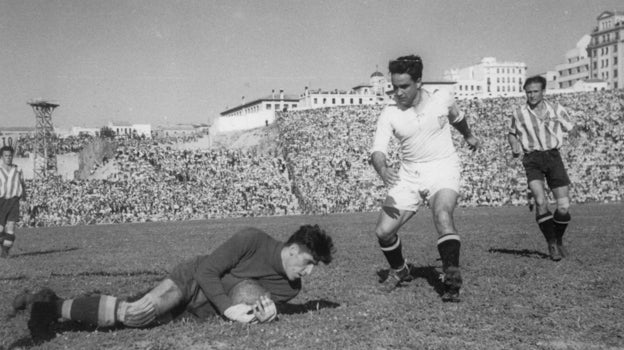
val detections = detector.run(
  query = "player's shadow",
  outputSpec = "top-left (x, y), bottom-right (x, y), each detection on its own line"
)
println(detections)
top-left (8, 246), bottom-right (79, 258)
top-left (277, 299), bottom-right (341, 315)
top-left (377, 264), bottom-right (446, 296)
top-left (488, 248), bottom-right (550, 260)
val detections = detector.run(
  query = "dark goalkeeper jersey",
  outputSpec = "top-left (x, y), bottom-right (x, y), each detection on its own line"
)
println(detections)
top-left (192, 227), bottom-right (301, 313)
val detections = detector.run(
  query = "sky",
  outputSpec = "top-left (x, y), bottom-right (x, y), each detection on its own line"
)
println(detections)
top-left (0, 0), bottom-right (621, 128)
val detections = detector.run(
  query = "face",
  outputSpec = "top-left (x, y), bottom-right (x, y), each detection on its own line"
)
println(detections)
top-left (524, 82), bottom-right (545, 107)
top-left (1, 150), bottom-right (13, 166)
top-left (391, 73), bottom-right (421, 109)
top-left (283, 244), bottom-right (317, 281)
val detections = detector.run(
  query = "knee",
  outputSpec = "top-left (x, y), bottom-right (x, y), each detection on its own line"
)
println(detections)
top-left (533, 195), bottom-right (548, 209)
top-left (556, 197), bottom-right (570, 214)
top-left (433, 208), bottom-right (452, 227)
top-left (375, 226), bottom-right (396, 244)
top-left (4, 222), bottom-right (15, 233)
top-left (120, 294), bottom-right (158, 328)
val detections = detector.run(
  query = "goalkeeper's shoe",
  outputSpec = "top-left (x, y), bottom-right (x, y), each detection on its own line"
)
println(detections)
top-left (27, 288), bottom-right (60, 344)
top-left (440, 266), bottom-right (462, 303)
top-left (379, 263), bottom-right (411, 293)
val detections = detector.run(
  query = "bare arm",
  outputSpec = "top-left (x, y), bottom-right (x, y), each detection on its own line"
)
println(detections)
top-left (449, 105), bottom-right (480, 151)
top-left (507, 133), bottom-right (522, 158)
top-left (370, 151), bottom-right (398, 187)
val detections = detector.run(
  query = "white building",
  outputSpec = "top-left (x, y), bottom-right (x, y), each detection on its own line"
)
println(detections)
top-left (108, 121), bottom-right (152, 138)
top-left (444, 57), bottom-right (527, 99)
top-left (556, 35), bottom-right (592, 89)
top-left (587, 10), bottom-right (624, 90)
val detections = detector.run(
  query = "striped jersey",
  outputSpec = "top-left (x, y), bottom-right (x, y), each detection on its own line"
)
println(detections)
top-left (508, 100), bottom-right (574, 152)
top-left (0, 165), bottom-right (24, 199)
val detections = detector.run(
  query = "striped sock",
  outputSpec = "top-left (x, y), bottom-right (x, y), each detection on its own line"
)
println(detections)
top-left (536, 212), bottom-right (555, 242)
top-left (379, 236), bottom-right (405, 270)
top-left (61, 295), bottom-right (118, 327)
top-left (553, 210), bottom-right (571, 239)
top-left (3, 232), bottom-right (15, 248)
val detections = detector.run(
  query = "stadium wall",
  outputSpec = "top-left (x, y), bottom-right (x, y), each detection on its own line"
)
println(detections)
top-left (215, 110), bottom-right (275, 133)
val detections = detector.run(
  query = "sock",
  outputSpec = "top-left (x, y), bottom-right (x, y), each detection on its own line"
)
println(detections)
top-left (536, 212), bottom-right (555, 243)
top-left (3, 232), bottom-right (15, 248)
top-left (437, 234), bottom-right (461, 270)
top-left (379, 236), bottom-right (405, 270)
top-left (60, 295), bottom-right (118, 327)
top-left (553, 210), bottom-right (571, 240)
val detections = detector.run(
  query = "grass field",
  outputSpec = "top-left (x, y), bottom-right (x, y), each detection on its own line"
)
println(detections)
top-left (1, 203), bottom-right (623, 350)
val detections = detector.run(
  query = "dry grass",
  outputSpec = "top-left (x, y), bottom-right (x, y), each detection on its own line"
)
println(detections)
top-left (1, 203), bottom-right (623, 350)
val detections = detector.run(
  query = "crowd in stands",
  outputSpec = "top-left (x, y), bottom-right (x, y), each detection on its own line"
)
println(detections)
top-left (15, 89), bottom-right (624, 226)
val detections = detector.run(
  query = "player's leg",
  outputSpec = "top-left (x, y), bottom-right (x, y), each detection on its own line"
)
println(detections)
top-left (0, 224), bottom-right (6, 258)
top-left (28, 278), bottom-right (184, 339)
top-left (547, 150), bottom-right (572, 258)
top-left (524, 152), bottom-right (559, 261)
top-left (551, 186), bottom-right (571, 257)
top-left (2, 198), bottom-right (20, 257)
top-left (3, 221), bottom-right (16, 257)
top-left (430, 188), bottom-right (462, 302)
top-left (529, 179), bottom-right (559, 261)
top-left (375, 207), bottom-right (415, 292)
top-left (0, 197), bottom-right (8, 258)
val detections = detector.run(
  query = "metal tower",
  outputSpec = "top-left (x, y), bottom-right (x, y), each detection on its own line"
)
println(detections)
top-left (28, 99), bottom-right (59, 179)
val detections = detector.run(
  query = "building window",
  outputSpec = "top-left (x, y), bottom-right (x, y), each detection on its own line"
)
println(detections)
top-left (332, 98), bottom-right (336, 104)
top-left (615, 69), bottom-right (618, 78)
top-left (292, 104), bottom-right (297, 108)
top-left (614, 56), bottom-right (618, 65)
top-left (266, 104), bottom-right (271, 109)
top-left (341, 98), bottom-right (345, 104)
top-left (313, 98), bottom-right (317, 104)
top-left (359, 98), bottom-right (362, 104)
top-left (275, 104), bottom-right (280, 110)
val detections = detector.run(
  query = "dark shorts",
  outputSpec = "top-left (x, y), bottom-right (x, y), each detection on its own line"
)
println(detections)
top-left (168, 256), bottom-right (219, 320)
top-left (521, 149), bottom-right (571, 189)
top-left (0, 197), bottom-right (20, 226)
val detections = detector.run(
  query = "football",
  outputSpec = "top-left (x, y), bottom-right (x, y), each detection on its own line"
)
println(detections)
top-left (229, 279), bottom-right (271, 305)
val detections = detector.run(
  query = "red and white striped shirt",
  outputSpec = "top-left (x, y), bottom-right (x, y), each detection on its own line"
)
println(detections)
top-left (508, 100), bottom-right (574, 152)
top-left (0, 165), bottom-right (24, 199)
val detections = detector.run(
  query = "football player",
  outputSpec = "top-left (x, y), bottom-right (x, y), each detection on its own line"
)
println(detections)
top-left (370, 55), bottom-right (480, 302)
top-left (22, 224), bottom-right (334, 342)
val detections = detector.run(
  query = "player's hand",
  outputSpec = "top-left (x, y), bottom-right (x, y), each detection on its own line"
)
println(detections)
top-left (380, 167), bottom-right (399, 188)
top-left (465, 135), bottom-right (480, 152)
top-left (252, 295), bottom-right (277, 323)
top-left (224, 303), bottom-right (256, 324)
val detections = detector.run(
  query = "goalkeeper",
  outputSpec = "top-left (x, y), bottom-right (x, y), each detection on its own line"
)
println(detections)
top-left (22, 225), bottom-right (334, 341)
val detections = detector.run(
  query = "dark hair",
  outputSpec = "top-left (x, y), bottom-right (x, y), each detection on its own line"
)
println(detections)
top-left (286, 224), bottom-right (335, 264)
top-left (0, 145), bottom-right (14, 155)
top-left (389, 55), bottom-right (423, 82)
top-left (523, 75), bottom-right (547, 90)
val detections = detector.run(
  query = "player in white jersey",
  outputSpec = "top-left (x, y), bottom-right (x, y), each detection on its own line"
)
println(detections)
top-left (370, 55), bottom-right (479, 302)
top-left (0, 145), bottom-right (27, 258)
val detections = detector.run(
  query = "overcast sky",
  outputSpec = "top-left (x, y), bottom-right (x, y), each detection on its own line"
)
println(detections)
top-left (0, 0), bottom-right (621, 128)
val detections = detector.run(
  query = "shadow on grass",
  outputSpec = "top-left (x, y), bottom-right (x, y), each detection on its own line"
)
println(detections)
top-left (277, 299), bottom-right (341, 315)
top-left (9, 246), bottom-right (79, 258)
top-left (377, 264), bottom-right (446, 296)
top-left (488, 247), bottom-right (549, 260)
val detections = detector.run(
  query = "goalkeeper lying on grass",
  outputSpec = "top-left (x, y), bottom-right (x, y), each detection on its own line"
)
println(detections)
top-left (16, 224), bottom-right (335, 343)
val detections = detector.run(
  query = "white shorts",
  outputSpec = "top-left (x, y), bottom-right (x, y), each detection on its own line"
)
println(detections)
top-left (384, 155), bottom-right (460, 212)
